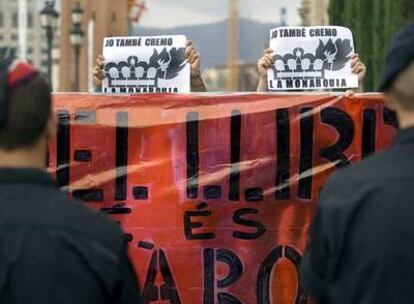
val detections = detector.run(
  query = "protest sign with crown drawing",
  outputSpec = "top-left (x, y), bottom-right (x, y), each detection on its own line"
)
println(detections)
top-left (267, 26), bottom-right (358, 91)
top-left (102, 35), bottom-right (190, 94)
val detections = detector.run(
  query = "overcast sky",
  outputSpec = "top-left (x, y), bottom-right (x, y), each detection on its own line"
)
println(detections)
top-left (138, 0), bottom-right (302, 28)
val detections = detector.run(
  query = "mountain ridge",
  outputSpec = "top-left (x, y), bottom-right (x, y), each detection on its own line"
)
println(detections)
top-left (133, 17), bottom-right (281, 69)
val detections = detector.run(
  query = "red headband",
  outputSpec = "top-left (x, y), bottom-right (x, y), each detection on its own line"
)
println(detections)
top-left (7, 60), bottom-right (38, 90)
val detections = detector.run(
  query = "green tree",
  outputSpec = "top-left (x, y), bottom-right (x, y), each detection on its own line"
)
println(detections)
top-left (329, 0), bottom-right (414, 91)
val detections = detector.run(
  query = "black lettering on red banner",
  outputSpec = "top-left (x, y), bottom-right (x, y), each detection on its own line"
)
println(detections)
top-left (245, 187), bottom-right (264, 202)
top-left (284, 246), bottom-right (308, 304)
top-left (275, 109), bottom-right (290, 200)
top-left (216, 249), bottom-right (243, 288)
top-left (203, 248), bottom-right (243, 304)
top-left (298, 108), bottom-right (314, 200)
top-left (203, 185), bottom-right (222, 200)
top-left (115, 112), bottom-right (128, 201)
top-left (75, 110), bottom-right (96, 124)
top-left (257, 245), bottom-right (283, 304)
top-left (257, 245), bottom-right (308, 304)
top-left (362, 109), bottom-right (376, 158)
top-left (73, 110), bottom-right (104, 202)
top-left (229, 110), bottom-right (241, 201)
top-left (143, 250), bottom-right (158, 302)
top-left (186, 112), bottom-right (199, 199)
top-left (143, 249), bottom-right (181, 304)
top-left (74, 150), bottom-right (92, 162)
top-left (159, 250), bottom-right (181, 303)
top-left (320, 107), bottom-right (354, 168)
top-left (183, 209), bottom-right (215, 240)
top-left (203, 248), bottom-right (214, 304)
top-left (73, 189), bottom-right (104, 202)
top-left (57, 110), bottom-right (70, 189)
top-left (232, 208), bottom-right (266, 240)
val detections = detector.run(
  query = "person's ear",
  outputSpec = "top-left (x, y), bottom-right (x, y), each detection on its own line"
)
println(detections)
top-left (384, 93), bottom-right (397, 111)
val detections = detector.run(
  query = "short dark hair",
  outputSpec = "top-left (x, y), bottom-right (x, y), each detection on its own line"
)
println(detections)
top-left (0, 74), bottom-right (51, 150)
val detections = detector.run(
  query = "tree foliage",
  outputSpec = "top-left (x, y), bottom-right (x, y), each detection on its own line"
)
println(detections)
top-left (329, 0), bottom-right (414, 91)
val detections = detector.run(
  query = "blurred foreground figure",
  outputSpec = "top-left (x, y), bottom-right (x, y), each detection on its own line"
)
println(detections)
top-left (0, 50), bottom-right (143, 304)
top-left (300, 23), bottom-right (414, 304)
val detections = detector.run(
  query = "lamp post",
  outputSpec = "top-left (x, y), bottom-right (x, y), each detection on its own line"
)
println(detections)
top-left (40, 0), bottom-right (59, 84)
top-left (70, 2), bottom-right (84, 92)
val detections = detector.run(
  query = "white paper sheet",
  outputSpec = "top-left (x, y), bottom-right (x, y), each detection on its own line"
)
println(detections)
top-left (102, 35), bottom-right (190, 94)
top-left (267, 26), bottom-right (358, 91)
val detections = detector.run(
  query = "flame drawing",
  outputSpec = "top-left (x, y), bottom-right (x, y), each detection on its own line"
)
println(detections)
top-left (315, 38), bottom-right (352, 71)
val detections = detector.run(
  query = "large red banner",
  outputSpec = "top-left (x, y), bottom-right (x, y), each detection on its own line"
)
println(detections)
top-left (49, 93), bottom-right (396, 304)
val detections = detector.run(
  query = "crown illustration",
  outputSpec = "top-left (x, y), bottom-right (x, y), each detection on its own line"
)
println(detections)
top-left (271, 39), bottom-right (352, 80)
top-left (105, 47), bottom-right (187, 88)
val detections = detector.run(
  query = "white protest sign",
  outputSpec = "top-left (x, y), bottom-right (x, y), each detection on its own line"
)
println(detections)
top-left (102, 35), bottom-right (190, 94)
top-left (267, 26), bottom-right (358, 91)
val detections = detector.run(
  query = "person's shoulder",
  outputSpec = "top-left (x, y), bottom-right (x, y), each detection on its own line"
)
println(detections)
top-left (320, 149), bottom-right (396, 212)
top-left (53, 191), bottom-right (126, 250)
top-left (325, 148), bottom-right (397, 190)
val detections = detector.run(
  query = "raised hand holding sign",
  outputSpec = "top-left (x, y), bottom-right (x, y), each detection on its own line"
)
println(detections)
top-left (267, 26), bottom-right (359, 91)
top-left (102, 35), bottom-right (190, 93)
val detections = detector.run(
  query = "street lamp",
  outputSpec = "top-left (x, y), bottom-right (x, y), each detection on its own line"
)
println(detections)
top-left (40, 0), bottom-right (59, 84)
top-left (70, 2), bottom-right (84, 92)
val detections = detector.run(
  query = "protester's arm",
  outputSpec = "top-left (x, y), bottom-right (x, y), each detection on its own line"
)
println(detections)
top-left (117, 245), bottom-right (145, 304)
top-left (93, 42), bottom-right (207, 93)
top-left (186, 41), bottom-right (207, 92)
top-left (92, 55), bottom-right (105, 91)
top-left (257, 48), bottom-right (274, 92)
top-left (351, 53), bottom-right (366, 93)
top-left (344, 54), bottom-right (367, 97)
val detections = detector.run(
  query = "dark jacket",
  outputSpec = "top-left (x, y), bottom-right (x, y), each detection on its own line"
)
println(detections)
top-left (0, 168), bottom-right (143, 304)
top-left (301, 127), bottom-right (414, 304)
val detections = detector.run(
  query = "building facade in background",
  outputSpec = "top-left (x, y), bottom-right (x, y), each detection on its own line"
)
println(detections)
top-left (59, 0), bottom-right (129, 92)
top-left (299, 0), bottom-right (330, 26)
top-left (0, 0), bottom-right (47, 72)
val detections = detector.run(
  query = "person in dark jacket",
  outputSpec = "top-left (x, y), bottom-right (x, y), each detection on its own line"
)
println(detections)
top-left (300, 23), bottom-right (414, 304)
top-left (0, 50), bottom-right (143, 303)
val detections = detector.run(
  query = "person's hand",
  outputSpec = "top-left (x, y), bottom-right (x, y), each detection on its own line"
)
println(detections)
top-left (93, 55), bottom-right (105, 88)
top-left (351, 53), bottom-right (366, 84)
top-left (185, 40), bottom-right (201, 77)
top-left (345, 89), bottom-right (355, 97)
top-left (257, 48), bottom-right (274, 80)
